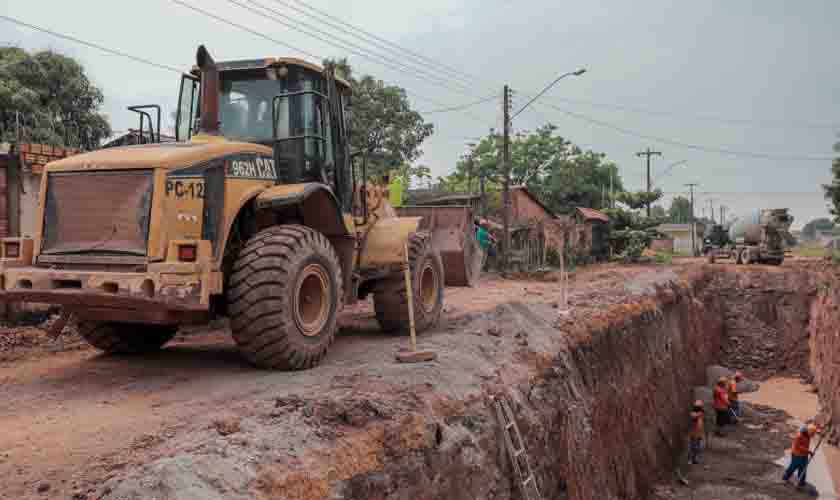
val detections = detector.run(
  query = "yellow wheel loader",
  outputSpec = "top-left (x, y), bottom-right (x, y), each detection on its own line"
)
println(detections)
top-left (0, 45), bottom-right (445, 370)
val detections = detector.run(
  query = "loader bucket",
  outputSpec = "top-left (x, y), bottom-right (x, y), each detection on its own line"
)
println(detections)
top-left (396, 205), bottom-right (482, 287)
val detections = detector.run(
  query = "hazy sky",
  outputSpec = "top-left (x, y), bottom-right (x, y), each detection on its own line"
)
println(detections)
top-left (2, 0), bottom-right (838, 228)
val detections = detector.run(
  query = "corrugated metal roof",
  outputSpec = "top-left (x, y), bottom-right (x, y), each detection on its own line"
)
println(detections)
top-left (576, 207), bottom-right (609, 222)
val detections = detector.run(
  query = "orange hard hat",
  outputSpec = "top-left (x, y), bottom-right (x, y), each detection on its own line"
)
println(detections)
top-left (808, 424), bottom-right (818, 436)
top-left (694, 399), bottom-right (704, 407)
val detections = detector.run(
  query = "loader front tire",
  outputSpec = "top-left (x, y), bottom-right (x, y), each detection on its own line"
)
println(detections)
top-left (374, 232), bottom-right (444, 333)
top-left (228, 225), bottom-right (341, 370)
top-left (78, 321), bottom-right (176, 354)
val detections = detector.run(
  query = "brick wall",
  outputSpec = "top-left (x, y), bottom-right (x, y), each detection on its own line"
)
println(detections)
top-left (17, 143), bottom-right (81, 174)
top-left (650, 239), bottom-right (675, 252)
top-left (511, 189), bottom-right (550, 223)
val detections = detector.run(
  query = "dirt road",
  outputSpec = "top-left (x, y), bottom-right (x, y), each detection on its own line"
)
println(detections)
top-left (1, 264), bottom-right (681, 499)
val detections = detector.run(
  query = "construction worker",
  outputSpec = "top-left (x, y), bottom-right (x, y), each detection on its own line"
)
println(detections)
top-left (387, 169), bottom-right (403, 208)
top-left (782, 423), bottom-right (819, 488)
top-left (729, 371), bottom-right (743, 420)
top-left (713, 376), bottom-right (730, 435)
top-left (688, 400), bottom-right (705, 464)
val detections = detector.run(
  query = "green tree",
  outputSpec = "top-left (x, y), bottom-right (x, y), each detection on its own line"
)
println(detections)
top-left (542, 150), bottom-right (623, 213)
top-left (442, 124), bottom-right (625, 213)
top-left (0, 47), bottom-right (110, 148)
top-left (650, 205), bottom-right (667, 218)
top-left (327, 58), bottom-right (433, 179)
top-left (615, 190), bottom-right (663, 211)
top-left (667, 196), bottom-right (692, 223)
top-left (824, 139), bottom-right (840, 223)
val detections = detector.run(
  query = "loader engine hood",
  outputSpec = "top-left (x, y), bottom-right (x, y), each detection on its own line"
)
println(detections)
top-left (45, 141), bottom-right (272, 172)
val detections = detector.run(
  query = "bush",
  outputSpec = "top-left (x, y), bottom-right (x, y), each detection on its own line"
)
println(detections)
top-left (832, 250), bottom-right (840, 266)
top-left (654, 251), bottom-right (673, 265)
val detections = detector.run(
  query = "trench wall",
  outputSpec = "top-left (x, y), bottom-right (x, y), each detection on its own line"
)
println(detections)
top-left (106, 270), bottom-right (725, 500)
top-left (809, 270), bottom-right (840, 441)
top-left (326, 271), bottom-right (724, 500)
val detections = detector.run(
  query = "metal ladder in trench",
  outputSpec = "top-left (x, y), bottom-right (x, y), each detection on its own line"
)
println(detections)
top-left (494, 397), bottom-right (543, 500)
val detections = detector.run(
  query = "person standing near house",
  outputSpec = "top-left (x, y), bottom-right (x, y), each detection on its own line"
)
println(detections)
top-left (387, 169), bottom-right (403, 208)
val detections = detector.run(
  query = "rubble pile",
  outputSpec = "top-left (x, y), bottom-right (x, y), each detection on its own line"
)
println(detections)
top-left (0, 312), bottom-right (82, 357)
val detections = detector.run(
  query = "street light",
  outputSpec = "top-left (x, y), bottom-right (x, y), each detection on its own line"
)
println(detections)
top-left (654, 160), bottom-right (688, 188)
top-left (510, 68), bottom-right (587, 120)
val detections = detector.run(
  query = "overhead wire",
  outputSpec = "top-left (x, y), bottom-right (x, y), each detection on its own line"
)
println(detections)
top-left (167, 0), bottom-right (494, 127)
top-left (233, 0), bottom-right (474, 94)
top-left (0, 14), bottom-right (182, 73)
top-left (262, 0), bottom-right (478, 89)
top-left (546, 95), bottom-right (840, 131)
top-left (535, 102), bottom-right (837, 162)
top-left (418, 94), bottom-right (498, 114)
top-left (283, 0), bottom-right (487, 87)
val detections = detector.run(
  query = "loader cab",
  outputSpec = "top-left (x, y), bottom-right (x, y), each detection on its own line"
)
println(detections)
top-left (175, 57), bottom-right (352, 209)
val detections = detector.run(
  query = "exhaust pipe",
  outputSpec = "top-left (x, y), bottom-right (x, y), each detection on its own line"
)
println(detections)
top-left (196, 45), bottom-right (219, 135)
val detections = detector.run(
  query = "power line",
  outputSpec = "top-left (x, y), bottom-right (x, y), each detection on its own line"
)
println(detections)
top-left (263, 0), bottom-right (478, 89)
top-left (232, 1), bottom-right (839, 134)
top-left (548, 95), bottom-right (840, 130)
top-left (171, 0), bottom-right (494, 126)
top-left (418, 94), bottom-right (498, 114)
top-left (235, 0), bottom-right (474, 94)
top-left (538, 102), bottom-right (837, 162)
top-left (285, 0), bottom-right (486, 87)
top-left (0, 14), bottom-right (181, 73)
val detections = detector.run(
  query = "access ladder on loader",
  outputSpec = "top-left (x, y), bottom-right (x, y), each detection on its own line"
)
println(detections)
top-left (495, 396), bottom-right (543, 500)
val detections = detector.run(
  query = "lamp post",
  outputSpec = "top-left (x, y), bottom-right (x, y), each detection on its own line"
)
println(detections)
top-left (502, 68), bottom-right (586, 272)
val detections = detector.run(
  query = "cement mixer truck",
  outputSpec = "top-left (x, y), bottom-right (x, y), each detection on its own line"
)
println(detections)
top-left (727, 208), bottom-right (793, 266)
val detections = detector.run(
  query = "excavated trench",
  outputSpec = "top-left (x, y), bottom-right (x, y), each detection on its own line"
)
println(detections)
top-left (99, 263), bottom-right (840, 500)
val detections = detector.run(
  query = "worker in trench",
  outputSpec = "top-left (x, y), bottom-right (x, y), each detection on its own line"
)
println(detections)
top-left (687, 400), bottom-right (705, 464)
top-left (728, 371), bottom-right (743, 422)
top-left (782, 423), bottom-right (820, 489)
top-left (713, 376), bottom-right (731, 436)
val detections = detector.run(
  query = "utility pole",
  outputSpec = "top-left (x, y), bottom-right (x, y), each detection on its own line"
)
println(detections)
top-left (609, 166), bottom-right (614, 209)
top-left (720, 205), bottom-right (726, 226)
top-left (502, 85), bottom-right (512, 273)
top-left (708, 199), bottom-right (715, 224)
top-left (686, 183), bottom-right (699, 256)
top-left (636, 148), bottom-right (662, 217)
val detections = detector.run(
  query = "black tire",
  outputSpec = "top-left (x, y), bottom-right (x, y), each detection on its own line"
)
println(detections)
top-left (735, 250), bottom-right (743, 265)
top-left (78, 321), bottom-right (176, 354)
top-left (227, 225), bottom-right (341, 370)
top-left (742, 249), bottom-right (753, 265)
top-left (374, 232), bottom-right (444, 333)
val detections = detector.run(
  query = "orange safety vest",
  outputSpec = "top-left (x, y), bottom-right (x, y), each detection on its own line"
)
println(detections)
top-left (728, 380), bottom-right (739, 401)
top-left (690, 411), bottom-right (705, 439)
top-left (792, 432), bottom-right (811, 457)
top-left (713, 385), bottom-right (729, 410)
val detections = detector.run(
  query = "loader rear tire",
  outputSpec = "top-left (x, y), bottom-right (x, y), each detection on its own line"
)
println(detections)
top-left (78, 321), bottom-right (176, 354)
top-left (227, 225), bottom-right (341, 370)
top-left (374, 232), bottom-right (444, 333)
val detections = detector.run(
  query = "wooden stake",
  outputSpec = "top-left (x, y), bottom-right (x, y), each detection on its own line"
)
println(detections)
top-left (403, 242), bottom-right (418, 352)
top-left (395, 242), bottom-right (437, 364)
